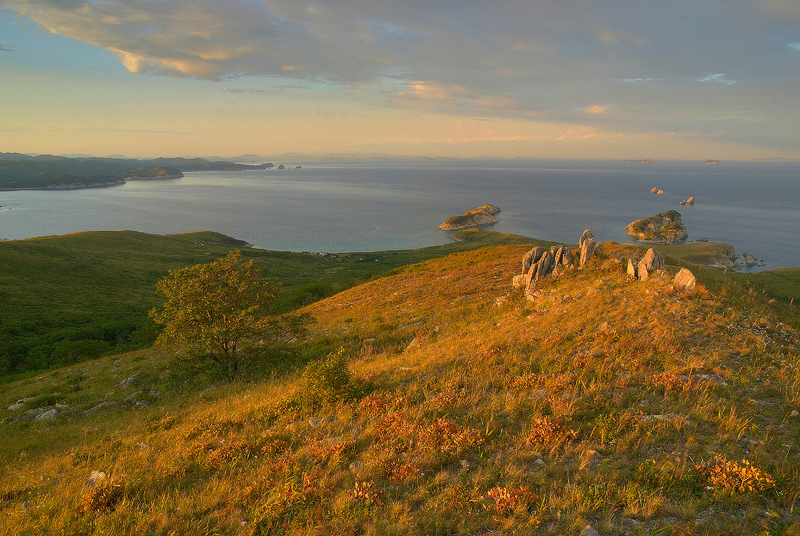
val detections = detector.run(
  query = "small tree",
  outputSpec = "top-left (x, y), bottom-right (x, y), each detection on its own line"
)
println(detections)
top-left (149, 250), bottom-right (307, 375)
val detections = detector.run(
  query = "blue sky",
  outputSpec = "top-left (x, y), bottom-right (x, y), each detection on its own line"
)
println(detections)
top-left (2, 0), bottom-right (799, 160)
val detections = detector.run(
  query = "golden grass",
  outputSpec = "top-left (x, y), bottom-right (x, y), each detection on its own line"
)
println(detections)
top-left (1, 243), bottom-right (799, 534)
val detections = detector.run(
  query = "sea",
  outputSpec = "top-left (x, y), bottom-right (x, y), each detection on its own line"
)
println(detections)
top-left (1, 159), bottom-right (798, 270)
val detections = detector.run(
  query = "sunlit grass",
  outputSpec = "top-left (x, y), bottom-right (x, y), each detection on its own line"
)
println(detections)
top-left (1, 241), bottom-right (799, 534)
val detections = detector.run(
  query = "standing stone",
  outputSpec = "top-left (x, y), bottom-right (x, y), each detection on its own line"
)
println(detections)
top-left (579, 229), bottom-right (594, 249)
top-left (536, 251), bottom-right (554, 281)
top-left (525, 251), bottom-right (556, 299)
top-left (637, 248), bottom-right (663, 280)
top-left (580, 239), bottom-right (596, 267)
top-left (673, 268), bottom-right (696, 291)
top-left (522, 246), bottom-right (546, 275)
top-left (627, 258), bottom-right (638, 279)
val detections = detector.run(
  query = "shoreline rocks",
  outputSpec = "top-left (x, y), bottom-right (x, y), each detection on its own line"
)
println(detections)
top-left (625, 210), bottom-right (688, 245)
top-left (437, 204), bottom-right (501, 231)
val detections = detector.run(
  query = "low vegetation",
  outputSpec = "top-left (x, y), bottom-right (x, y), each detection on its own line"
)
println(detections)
top-left (1, 235), bottom-right (799, 535)
top-left (0, 229), bottom-right (534, 377)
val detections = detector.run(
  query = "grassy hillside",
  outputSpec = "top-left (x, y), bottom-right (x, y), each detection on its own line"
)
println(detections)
top-left (0, 229), bottom-right (537, 377)
top-left (1, 241), bottom-right (799, 535)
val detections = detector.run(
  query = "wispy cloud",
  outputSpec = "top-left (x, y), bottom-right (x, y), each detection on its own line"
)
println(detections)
top-left (222, 85), bottom-right (308, 94)
top-left (0, 44), bottom-right (12, 52)
top-left (698, 73), bottom-right (736, 85)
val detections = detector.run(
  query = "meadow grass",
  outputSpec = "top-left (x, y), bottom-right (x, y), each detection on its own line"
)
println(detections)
top-left (1, 239), bottom-right (799, 534)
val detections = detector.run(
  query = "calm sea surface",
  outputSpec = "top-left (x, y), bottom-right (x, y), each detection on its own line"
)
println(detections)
top-left (1, 159), bottom-right (798, 269)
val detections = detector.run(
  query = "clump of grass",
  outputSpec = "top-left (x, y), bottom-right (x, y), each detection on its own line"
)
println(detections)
top-left (298, 347), bottom-right (370, 409)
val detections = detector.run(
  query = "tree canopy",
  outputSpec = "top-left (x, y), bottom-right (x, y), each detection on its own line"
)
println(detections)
top-left (149, 250), bottom-right (305, 375)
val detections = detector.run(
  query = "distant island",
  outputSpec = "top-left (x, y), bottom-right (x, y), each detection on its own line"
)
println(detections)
top-left (624, 159), bottom-right (654, 164)
top-left (438, 204), bottom-right (501, 231)
top-left (626, 210), bottom-right (688, 244)
top-left (0, 153), bottom-right (273, 190)
top-left (703, 159), bottom-right (721, 165)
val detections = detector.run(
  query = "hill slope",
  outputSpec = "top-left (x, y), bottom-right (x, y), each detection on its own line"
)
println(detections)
top-left (1, 242), bottom-right (799, 535)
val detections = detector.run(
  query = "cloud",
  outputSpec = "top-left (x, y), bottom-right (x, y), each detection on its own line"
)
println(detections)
top-left (584, 105), bottom-right (609, 115)
top-left (0, 44), bottom-right (12, 52)
top-left (222, 85), bottom-right (308, 94)
top-left (698, 73), bottom-right (736, 85)
top-left (1, 0), bottom-right (798, 137)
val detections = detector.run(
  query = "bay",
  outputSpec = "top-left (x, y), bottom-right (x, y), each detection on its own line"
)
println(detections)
top-left (1, 159), bottom-right (798, 270)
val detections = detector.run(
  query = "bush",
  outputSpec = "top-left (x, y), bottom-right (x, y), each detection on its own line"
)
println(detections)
top-left (300, 348), bottom-right (369, 408)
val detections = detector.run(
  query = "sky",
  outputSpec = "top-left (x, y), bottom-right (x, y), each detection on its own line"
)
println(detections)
top-left (1, 1), bottom-right (800, 161)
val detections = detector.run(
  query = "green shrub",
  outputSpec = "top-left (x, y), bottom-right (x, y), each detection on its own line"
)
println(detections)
top-left (300, 348), bottom-right (369, 408)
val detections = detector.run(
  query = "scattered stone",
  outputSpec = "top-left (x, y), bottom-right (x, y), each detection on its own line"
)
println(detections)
top-left (35, 409), bottom-right (58, 421)
top-left (673, 268), bottom-right (696, 291)
top-left (124, 391), bottom-right (143, 403)
top-left (459, 459), bottom-right (471, 469)
top-left (676, 373), bottom-right (727, 386)
top-left (650, 187), bottom-right (658, 194)
top-left (512, 274), bottom-right (526, 287)
top-left (309, 417), bottom-right (324, 428)
top-left (743, 252), bottom-right (758, 266)
top-left (86, 470), bottom-right (106, 487)
top-left (83, 401), bottom-right (115, 415)
top-left (121, 376), bottom-right (139, 388)
top-left (581, 525), bottom-right (600, 536)
top-left (791, 410), bottom-right (799, 418)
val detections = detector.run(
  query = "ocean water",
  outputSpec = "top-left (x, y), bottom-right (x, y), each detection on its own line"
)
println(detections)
top-left (1, 159), bottom-right (798, 270)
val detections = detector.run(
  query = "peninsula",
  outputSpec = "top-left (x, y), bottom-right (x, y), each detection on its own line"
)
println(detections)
top-left (625, 210), bottom-right (688, 244)
top-left (0, 153), bottom-right (270, 190)
top-left (437, 204), bottom-right (501, 231)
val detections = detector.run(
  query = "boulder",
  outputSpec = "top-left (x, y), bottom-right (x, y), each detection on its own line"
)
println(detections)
top-left (35, 408), bottom-right (58, 421)
top-left (673, 268), bottom-right (696, 291)
top-left (121, 376), bottom-right (139, 388)
top-left (525, 251), bottom-right (555, 299)
top-left (522, 246), bottom-right (546, 275)
top-left (650, 187), bottom-right (658, 194)
top-left (637, 248), bottom-right (664, 279)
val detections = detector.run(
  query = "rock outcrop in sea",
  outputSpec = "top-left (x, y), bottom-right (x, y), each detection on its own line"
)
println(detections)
top-left (625, 210), bottom-right (688, 245)
top-left (437, 204), bottom-right (501, 231)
